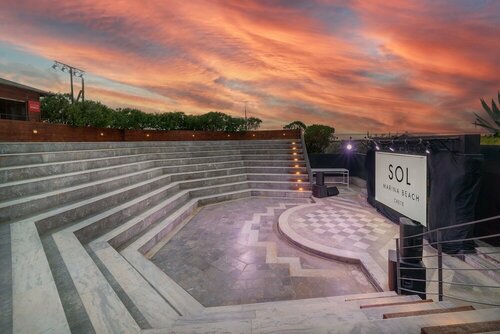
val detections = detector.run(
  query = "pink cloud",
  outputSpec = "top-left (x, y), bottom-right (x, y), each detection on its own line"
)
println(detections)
top-left (0, 0), bottom-right (498, 133)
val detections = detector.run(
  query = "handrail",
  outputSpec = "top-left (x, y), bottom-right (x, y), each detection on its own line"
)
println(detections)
top-left (400, 232), bottom-right (500, 250)
top-left (398, 288), bottom-right (500, 307)
top-left (395, 215), bottom-right (500, 306)
top-left (300, 130), bottom-right (314, 187)
top-left (400, 215), bottom-right (500, 240)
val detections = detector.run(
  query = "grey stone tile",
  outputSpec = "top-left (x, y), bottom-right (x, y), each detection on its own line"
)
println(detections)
top-left (152, 197), bottom-right (375, 307)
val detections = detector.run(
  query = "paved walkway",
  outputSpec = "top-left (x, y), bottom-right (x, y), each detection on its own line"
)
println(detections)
top-left (151, 197), bottom-right (376, 307)
top-left (279, 186), bottom-right (399, 291)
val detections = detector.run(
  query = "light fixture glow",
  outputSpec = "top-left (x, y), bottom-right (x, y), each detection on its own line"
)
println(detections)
top-left (32, 129), bottom-right (38, 134)
top-left (346, 143), bottom-right (353, 150)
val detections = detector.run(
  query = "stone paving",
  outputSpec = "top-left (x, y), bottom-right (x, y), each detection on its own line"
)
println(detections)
top-left (279, 186), bottom-right (400, 290)
top-left (151, 197), bottom-right (376, 307)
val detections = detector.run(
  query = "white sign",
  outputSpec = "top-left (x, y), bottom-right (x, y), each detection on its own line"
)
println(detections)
top-left (375, 152), bottom-right (427, 226)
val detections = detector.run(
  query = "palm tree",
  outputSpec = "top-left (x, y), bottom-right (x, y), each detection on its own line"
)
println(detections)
top-left (474, 92), bottom-right (500, 136)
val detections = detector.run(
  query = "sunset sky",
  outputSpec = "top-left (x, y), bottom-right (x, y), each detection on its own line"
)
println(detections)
top-left (0, 0), bottom-right (498, 133)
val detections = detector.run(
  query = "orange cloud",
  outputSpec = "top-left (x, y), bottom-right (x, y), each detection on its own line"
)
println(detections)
top-left (0, 0), bottom-right (498, 133)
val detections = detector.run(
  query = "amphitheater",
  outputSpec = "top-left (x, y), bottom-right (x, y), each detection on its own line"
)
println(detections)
top-left (1, 133), bottom-right (499, 334)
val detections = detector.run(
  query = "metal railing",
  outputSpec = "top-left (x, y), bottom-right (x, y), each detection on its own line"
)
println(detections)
top-left (300, 130), bottom-right (313, 187)
top-left (395, 215), bottom-right (500, 306)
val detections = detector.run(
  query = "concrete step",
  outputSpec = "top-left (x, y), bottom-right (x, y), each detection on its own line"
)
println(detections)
top-left (1, 167), bottom-right (272, 221)
top-left (51, 231), bottom-right (141, 333)
top-left (2, 138), bottom-right (314, 333)
top-left (382, 305), bottom-right (475, 319)
top-left (0, 139), bottom-right (299, 154)
top-left (359, 298), bottom-right (433, 309)
top-left (363, 301), bottom-right (457, 320)
top-left (0, 147), bottom-right (303, 167)
top-left (88, 242), bottom-right (178, 328)
top-left (0, 154), bottom-right (304, 183)
top-left (464, 254), bottom-right (500, 282)
top-left (0, 224), bottom-right (12, 334)
top-left (250, 295), bottom-right (421, 319)
top-left (10, 221), bottom-right (70, 334)
top-left (420, 319), bottom-right (500, 334)
top-left (0, 163), bottom-right (306, 202)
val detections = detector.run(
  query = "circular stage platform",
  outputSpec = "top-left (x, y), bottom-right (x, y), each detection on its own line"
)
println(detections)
top-left (278, 188), bottom-right (399, 291)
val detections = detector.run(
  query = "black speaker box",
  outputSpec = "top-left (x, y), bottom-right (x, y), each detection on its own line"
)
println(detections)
top-left (315, 172), bottom-right (325, 186)
top-left (312, 184), bottom-right (328, 198)
top-left (327, 186), bottom-right (339, 196)
top-left (399, 260), bottom-right (426, 300)
top-left (399, 217), bottom-right (424, 263)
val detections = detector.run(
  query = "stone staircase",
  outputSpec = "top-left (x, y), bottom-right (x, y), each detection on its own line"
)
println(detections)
top-left (1, 139), bottom-right (499, 333)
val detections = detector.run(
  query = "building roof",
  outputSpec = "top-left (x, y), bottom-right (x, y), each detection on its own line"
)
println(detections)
top-left (0, 77), bottom-right (50, 96)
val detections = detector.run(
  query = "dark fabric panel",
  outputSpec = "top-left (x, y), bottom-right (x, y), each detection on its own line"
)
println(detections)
top-left (475, 146), bottom-right (500, 246)
top-left (428, 152), bottom-right (483, 253)
top-left (365, 149), bottom-right (483, 254)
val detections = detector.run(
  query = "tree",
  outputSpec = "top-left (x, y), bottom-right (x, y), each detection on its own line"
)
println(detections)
top-left (283, 120), bottom-right (306, 131)
top-left (66, 100), bottom-right (114, 128)
top-left (474, 92), bottom-right (500, 136)
top-left (246, 117), bottom-right (262, 130)
top-left (304, 124), bottom-right (335, 153)
top-left (40, 93), bottom-right (71, 124)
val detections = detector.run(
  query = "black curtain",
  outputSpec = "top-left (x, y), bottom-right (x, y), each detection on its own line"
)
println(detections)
top-left (365, 149), bottom-right (483, 253)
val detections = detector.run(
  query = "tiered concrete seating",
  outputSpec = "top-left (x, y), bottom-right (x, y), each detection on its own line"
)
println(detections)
top-left (1, 139), bottom-right (499, 334)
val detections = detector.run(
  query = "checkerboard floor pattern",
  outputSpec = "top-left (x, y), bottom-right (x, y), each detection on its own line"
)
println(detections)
top-left (292, 203), bottom-right (397, 251)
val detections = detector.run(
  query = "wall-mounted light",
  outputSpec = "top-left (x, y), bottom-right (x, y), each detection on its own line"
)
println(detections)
top-left (100, 132), bottom-right (104, 136)
top-left (146, 133), bottom-right (150, 137)
top-left (32, 129), bottom-right (38, 134)
top-left (425, 141), bottom-right (432, 154)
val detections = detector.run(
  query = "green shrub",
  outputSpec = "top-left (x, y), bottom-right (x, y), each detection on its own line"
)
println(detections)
top-left (40, 95), bottom-right (263, 131)
top-left (304, 124), bottom-right (336, 153)
top-left (66, 101), bottom-right (114, 128)
top-left (41, 93), bottom-right (71, 124)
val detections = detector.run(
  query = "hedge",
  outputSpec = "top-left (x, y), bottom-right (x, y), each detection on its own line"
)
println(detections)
top-left (40, 94), bottom-right (262, 131)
